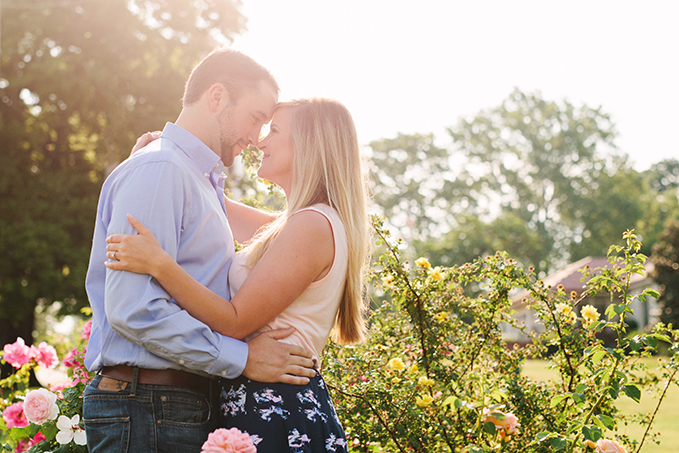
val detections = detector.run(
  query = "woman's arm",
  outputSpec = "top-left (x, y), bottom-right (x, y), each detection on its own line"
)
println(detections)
top-left (105, 211), bottom-right (334, 339)
top-left (224, 197), bottom-right (278, 244)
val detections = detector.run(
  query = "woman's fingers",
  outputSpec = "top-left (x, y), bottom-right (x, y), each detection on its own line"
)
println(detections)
top-left (127, 213), bottom-right (151, 235)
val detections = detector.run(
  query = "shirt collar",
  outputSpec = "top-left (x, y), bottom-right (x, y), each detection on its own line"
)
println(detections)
top-left (161, 123), bottom-right (225, 176)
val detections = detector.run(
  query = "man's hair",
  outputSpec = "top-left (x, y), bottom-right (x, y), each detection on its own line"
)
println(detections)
top-left (182, 48), bottom-right (279, 106)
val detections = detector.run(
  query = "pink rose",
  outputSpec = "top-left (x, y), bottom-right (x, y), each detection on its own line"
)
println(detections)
top-left (16, 432), bottom-right (46, 453)
top-left (482, 407), bottom-right (520, 438)
top-left (50, 381), bottom-right (76, 393)
top-left (2, 337), bottom-right (33, 369)
top-left (2, 402), bottom-right (29, 429)
top-left (23, 388), bottom-right (59, 425)
top-left (595, 439), bottom-right (628, 453)
top-left (202, 428), bottom-right (257, 453)
top-left (62, 347), bottom-right (79, 368)
top-left (81, 320), bottom-right (92, 340)
top-left (30, 342), bottom-right (58, 368)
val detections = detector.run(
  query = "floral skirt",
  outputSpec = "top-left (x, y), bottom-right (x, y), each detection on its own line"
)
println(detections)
top-left (219, 372), bottom-right (348, 453)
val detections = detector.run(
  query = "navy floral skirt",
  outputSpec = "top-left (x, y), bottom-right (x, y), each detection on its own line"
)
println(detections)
top-left (219, 372), bottom-right (348, 452)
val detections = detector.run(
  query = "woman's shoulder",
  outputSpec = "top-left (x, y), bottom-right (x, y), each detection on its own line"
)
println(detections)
top-left (293, 203), bottom-right (341, 222)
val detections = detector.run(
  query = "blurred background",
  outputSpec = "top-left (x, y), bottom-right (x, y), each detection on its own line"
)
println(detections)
top-left (1, 0), bottom-right (678, 376)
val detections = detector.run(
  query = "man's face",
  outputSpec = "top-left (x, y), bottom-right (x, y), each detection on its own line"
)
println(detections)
top-left (216, 81), bottom-right (278, 167)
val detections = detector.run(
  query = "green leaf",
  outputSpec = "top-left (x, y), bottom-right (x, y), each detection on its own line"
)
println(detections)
top-left (549, 437), bottom-right (569, 450)
top-left (587, 321), bottom-right (606, 331)
top-left (592, 349), bottom-right (607, 363)
top-left (550, 394), bottom-right (569, 407)
top-left (536, 432), bottom-right (556, 442)
top-left (573, 393), bottom-right (587, 406)
top-left (643, 336), bottom-right (659, 349)
top-left (597, 414), bottom-right (616, 430)
top-left (483, 421), bottom-right (498, 435)
top-left (629, 336), bottom-right (643, 351)
top-left (623, 384), bottom-right (641, 403)
top-left (582, 425), bottom-right (602, 442)
top-left (443, 396), bottom-right (457, 407)
top-left (613, 304), bottom-right (626, 316)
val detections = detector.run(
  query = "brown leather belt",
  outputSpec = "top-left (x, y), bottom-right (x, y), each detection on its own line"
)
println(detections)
top-left (100, 365), bottom-right (212, 395)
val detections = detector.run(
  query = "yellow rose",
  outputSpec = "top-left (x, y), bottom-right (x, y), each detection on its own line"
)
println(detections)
top-left (415, 257), bottom-right (431, 269)
top-left (557, 303), bottom-right (576, 324)
top-left (407, 364), bottom-right (419, 374)
top-left (418, 376), bottom-right (434, 386)
top-left (595, 439), bottom-right (627, 453)
top-left (434, 311), bottom-right (448, 322)
top-left (415, 394), bottom-right (434, 407)
top-left (382, 275), bottom-right (395, 286)
top-left (387, 357), bottom-right (406, 371)
top-left (581, 305), bottom-right (600, 324)
top-left (392, 377), bottom-right (401, 384)
top-left (428, 267), bottom-right (444, 282)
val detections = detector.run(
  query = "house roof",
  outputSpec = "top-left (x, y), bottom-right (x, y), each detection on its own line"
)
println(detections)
top-left (510, 256), bottom-right (655, 306)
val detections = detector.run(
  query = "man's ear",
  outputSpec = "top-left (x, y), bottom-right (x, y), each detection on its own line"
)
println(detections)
top-left (206, 83), bottom-right (230, 113)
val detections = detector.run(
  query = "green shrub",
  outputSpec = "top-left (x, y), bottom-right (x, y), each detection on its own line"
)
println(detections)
top-left (323, 219), bottom-right (678, 453)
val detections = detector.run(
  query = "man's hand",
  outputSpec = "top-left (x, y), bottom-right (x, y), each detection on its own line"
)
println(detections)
top-left (243, 328), bottom-right (316, 385)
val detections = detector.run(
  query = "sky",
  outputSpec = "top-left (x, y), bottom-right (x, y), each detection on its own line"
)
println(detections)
top-left (229, 0), bottom-right (678, 171)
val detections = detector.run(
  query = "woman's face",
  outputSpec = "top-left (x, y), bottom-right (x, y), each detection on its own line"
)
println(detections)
top-left (257, 107), bottom-right (294, 192)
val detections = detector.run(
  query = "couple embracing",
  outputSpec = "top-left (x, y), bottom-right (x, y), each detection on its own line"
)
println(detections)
top-left (83, 48), bottom-right (369, 452)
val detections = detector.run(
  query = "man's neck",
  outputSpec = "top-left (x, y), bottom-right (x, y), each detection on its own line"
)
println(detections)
top-left (174, 109), bottom-right (218, 158)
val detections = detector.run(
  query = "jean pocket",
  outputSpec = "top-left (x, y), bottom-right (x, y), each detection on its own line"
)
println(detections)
top-left (157, 390), bottom-right (211, 426)
top-left (83, 391), bottom-right (131, 453)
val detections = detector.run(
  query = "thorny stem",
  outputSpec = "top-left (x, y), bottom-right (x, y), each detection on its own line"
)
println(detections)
top-left (636, 365), bottom-right (679, 453)
top-left (537, 289), bottom-right (577, 393)
top-left (375, 226), bottom-right (431, 373)
top-left (328, 383), bottom-right (408, 453)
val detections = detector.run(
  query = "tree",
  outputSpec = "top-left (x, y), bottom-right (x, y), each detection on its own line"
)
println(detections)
top-left (0, 0), bottom-right (245, 370)
top-left (369, 89), bottom-right (643, 274)
top-left (651, 220), bottom-right (679, 327)
top-left (367, 133), bottom-right (453, 240)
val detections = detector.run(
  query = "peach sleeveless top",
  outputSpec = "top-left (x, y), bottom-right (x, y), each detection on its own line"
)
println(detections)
top-left (228, 204), bottom-right (348, 364)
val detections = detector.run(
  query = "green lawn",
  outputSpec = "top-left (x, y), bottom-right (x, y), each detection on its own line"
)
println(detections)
top-left (522, 359), bottom-right (679, 453)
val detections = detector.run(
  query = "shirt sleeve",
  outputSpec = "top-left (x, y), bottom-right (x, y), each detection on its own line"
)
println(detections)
top-left (103, 161), bottom-right (248, 378)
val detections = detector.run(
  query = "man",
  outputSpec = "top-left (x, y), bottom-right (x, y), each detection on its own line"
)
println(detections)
top-left (83, 48), bottom-right (316, 453)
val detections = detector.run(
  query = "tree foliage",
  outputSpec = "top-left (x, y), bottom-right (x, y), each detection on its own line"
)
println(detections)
top-left (0, 0), bottom-right (245, 362)
top-left (651, 220), bottom-right (679, 327)
top-left (368, 89), bottom-right (668, 275)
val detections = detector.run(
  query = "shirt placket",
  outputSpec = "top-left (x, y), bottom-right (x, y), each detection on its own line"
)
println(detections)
top-left (207, 165), bottom-right (227, 214)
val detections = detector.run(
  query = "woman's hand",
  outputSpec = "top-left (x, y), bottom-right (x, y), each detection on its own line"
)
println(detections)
top-left (130, 131), bottom-right (161, 156)
top-left (105, 214), bottom-right (170, 276)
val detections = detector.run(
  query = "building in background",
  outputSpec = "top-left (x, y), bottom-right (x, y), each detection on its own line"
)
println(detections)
top-left (504, 257), bottom-right (660, 344)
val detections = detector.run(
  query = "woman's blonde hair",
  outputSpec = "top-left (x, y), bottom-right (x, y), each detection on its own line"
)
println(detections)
top-left (244, 98), bottom-right (370, 344)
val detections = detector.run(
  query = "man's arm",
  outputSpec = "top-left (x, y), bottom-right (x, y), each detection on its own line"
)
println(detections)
top-left (103, 161), bottom-right (247, 378)
top-left (103, 159), bottom-right (315, 382)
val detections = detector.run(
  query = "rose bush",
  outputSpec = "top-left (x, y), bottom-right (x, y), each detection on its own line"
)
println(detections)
top-left (3, 220), bottom-right (678, 453)
top-left (1, 311), bottom-right (93, 453)
top-left (323, 219), bottom-right (679, 452)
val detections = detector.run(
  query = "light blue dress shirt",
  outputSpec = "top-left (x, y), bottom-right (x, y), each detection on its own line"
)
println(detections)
top-left (84, 123), bottom-right (248, 379)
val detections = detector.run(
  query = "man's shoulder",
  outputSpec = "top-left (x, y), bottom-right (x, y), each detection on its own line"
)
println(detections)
top-left (110, 139), bottom-right (191, 178)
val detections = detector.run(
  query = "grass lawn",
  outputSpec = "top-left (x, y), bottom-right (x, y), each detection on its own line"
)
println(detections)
top-left (522, 358), bottom-right (679, 453)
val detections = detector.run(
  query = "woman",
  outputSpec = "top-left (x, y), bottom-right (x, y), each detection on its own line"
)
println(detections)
top-left (104, 98), bottom-right (369, 452)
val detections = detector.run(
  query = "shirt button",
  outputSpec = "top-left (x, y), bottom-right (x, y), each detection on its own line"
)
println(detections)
top-left (178, 359), bottom-right (185, 365)
top-left (221, 371), bottom-right (227, 376)
top-left (204, 172), bottom-right (209, 178)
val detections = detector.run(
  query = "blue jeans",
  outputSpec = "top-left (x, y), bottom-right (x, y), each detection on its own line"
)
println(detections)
top-left (83, 374), bottom-right (219, 453)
